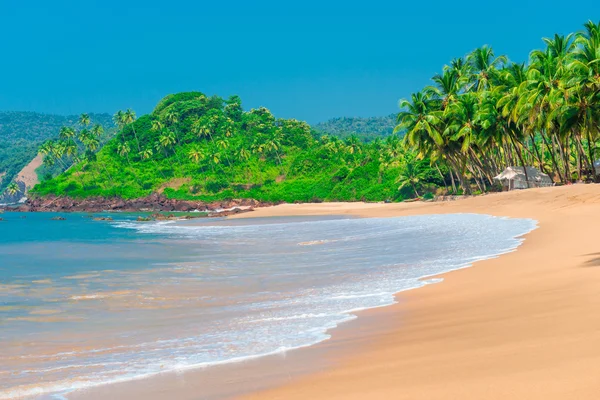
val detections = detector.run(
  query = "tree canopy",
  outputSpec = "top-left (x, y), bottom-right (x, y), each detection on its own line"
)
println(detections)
top-left (396, 20), bottom-right (600, 194)
top-left (32, 92), bottom-right (444, 202)
top-left (0, 112), bottom-right (114, 201)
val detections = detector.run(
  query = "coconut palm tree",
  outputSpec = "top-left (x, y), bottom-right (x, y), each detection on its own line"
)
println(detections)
top-left (6, 182), bottom-right (19, 197)
top-left (79, 113), bottom-right (91, 127)
top-left (466, 46), bottom-right (507, 92)
top-left (396, 154), bottom-right (427, 197)
top-left (124, 109), bottom-right (141, 152)
top-left (59, 127), bottom-right (76, 141)
top-left (91, 124), bottom-right (104, 138)
top-left (117, 142), bottom-right (132, 165)
top-left (151, 120), bottom-right (164, 132)
top-left (188, 148), bottom-right (204, 163)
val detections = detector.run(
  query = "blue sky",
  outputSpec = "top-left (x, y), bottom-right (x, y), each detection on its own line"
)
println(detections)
top-left (0, 1), bottom-right (598, 123)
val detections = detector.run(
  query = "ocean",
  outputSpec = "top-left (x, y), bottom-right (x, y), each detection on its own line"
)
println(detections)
top-left (0, 212), bottom-right (537, 399)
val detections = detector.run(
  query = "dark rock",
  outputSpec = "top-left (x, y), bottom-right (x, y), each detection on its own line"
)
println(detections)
top-left (92, 217), bottom-right (113, 221)
top-left (51, 216), bottom-right (66, 220)
top-left (23, 195), bottom-right (275, 214)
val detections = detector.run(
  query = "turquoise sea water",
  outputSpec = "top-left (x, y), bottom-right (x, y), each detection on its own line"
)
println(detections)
top-left (0, 212), bottom-right (537, 399)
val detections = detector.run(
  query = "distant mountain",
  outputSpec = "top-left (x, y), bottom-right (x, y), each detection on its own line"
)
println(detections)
top-left (312, 114), bottom-right (399, 142)
top-left (0, 112), bottom-right (114, 200)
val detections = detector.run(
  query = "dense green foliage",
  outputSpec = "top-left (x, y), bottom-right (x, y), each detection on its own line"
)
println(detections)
top-left (397, 20), bottom-right (600, 194)
top-left (34, 21), bottom-right (600, 203)
top-left (32, 92), bottom-right (446, 202)
top-left (0, 112), bottom-right (114, 194)
top-left (313, 114), bottom-right (397, 142)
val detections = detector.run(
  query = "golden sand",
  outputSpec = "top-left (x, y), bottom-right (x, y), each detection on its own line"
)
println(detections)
top-left (238, 185), bottom-right (600, 400)
top-left (68, 185), bottom-right (600, 399)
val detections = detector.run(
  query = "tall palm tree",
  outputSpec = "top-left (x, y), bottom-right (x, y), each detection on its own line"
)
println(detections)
top-left (124, 109), bottom-right (142, 153)
top-left (467, 46), bottom-right (507, 92)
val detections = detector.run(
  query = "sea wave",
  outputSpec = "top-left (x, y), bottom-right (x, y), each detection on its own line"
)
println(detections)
top-left (0, 214), bottom-right (537, 399)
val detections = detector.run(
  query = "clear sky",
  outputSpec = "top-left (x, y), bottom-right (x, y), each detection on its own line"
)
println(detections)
top-left (0, 1), bottom-right (599, 123)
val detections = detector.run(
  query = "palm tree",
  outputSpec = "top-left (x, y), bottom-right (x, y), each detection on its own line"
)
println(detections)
top-left (117, 142), bottom-right (132, 165)
top-left (91, 124), bottom-right (104, 138)
top-left (151, 120), bottom-right (164, 132)
top-left (59, 127), bottom-right (76, 141)
top-left (236, 147), bottom-right (253, 181)
top-left (79, 113), bottom-right (91, 127)
top-left (466, 46), bottom-right (507, 92)
top-left (6, 182), bottom-right (19, 197)
top-left (396, 154), bottom-right (427, 197)
top-left (124, 109), bottom-right (141, 153)
top-left (188, 148), bottom-right (204, 163)
top-left (113, 110), bottom-right (125, 131)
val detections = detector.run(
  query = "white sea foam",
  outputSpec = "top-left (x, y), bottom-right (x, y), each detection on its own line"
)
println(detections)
top-left (0, 214), bottom-right (537, 399)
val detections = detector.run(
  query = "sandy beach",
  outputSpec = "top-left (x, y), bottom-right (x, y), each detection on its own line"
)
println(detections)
top-left (70, 185), bottom-right (600, 400)
top-left (234, 185), bottom-right (600, 400)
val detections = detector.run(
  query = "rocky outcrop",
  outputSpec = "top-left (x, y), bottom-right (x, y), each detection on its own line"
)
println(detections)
top-left (12, 194), bottom-right (276, 213)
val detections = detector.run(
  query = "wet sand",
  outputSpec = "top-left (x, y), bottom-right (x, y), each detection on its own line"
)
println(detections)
top-left (72, 185), bottom-right (600, 400)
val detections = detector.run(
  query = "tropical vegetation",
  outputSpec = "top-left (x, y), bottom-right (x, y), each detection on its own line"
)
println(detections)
top-left (32, 93), bottom-right (444, 202)
top-left (396, 20), bottom-right (600, 194)
top-left (26, 20), bottom-right (600, 204)
top-left (0, 112), bottom-right (114, 198)
top-left (313, 114), bottom-right (397, 142)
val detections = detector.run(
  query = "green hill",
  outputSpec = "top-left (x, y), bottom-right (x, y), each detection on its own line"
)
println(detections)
top-left (0, 112), bottom-right (114, 197)
top-left (31, 92), bottom-right (445, 203)
top-left (313, 114), bottom-right (398, 142)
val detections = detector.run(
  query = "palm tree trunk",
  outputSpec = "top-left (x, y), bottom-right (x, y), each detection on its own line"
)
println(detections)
top-left (508, 135), bottom-right (529, 187)
top-left (540, 131), bottom-right (564, 182)
top-left (449, 169), bottom-right (457, 193)
top-left (434, 163), bottom-right (449, 192)
top-left (411, 182), bottom-right (420, 198)
top-left (586, 130), bottom-right (597, 182)
top-left (447, 153), bottom-right (471, 195)
top-left (130, 125), bottom-right (142, 153)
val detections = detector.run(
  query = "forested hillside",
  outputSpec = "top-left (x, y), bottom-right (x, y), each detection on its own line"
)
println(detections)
top-left (32, 92), bottom-right (445, 202)
top-left (31, 20), bottom-right (600, 205)
top-left (0, 112), bottom-right (114, 196)
top-left (313, 114), bottom-right (397, 142)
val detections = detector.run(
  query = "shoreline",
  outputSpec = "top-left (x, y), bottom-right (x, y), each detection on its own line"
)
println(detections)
top-left (65, 185), bottom-right (600, 399)
top-left (236, 185), bottom-right (600, 400)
